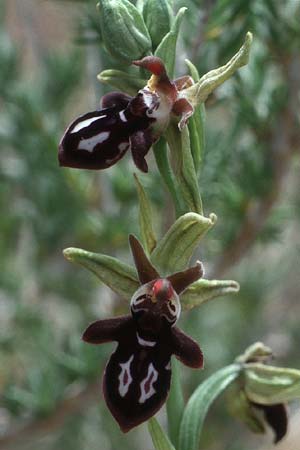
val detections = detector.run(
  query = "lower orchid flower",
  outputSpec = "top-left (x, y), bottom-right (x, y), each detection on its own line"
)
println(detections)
top-left (82, 234), bottom-right (203, 432)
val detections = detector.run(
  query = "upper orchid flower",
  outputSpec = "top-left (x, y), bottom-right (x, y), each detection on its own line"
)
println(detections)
top-left (82, 234), bottom-right (203, 432)
top-left (58, 56), bottom-right (194, 173)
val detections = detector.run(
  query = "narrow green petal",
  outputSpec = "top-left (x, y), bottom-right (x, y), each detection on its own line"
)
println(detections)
top-left (63, 247), bottom-right (139, 300)
top-left (180, 278), bottom-right (240, 310)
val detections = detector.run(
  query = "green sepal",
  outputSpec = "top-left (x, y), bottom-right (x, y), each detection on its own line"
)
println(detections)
top-left (155, 7), bottom-right (187, 78)
top-left (150, 212), bottom-right (217, 274)
top-left (142, 0), bottom-right (173, 50)
top-left (63, 247), bottom-right (139, 300)
top-left (244, 363), bottom-right (300, 405)
top-left (179, 364), bottom-right (241, 450)
top-left (97, 0), bottom-right (151, 64)
top-left (97, 69), bottom-right (146, 96)
top-left (148, 417), bottom-right (176, 450)
top-left (134, 173), bottom-right (157, 254)
top-left (166, 124), bottom-right (203, 215)
top-left (183, 32), bottom-right (253, 108)
top-left (185, 59), bottom-right (205, 174)
top-left (180, 278), bottom-right (240, 311)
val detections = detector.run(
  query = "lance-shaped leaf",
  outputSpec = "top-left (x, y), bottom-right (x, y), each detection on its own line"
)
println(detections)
top-left (180, 278), bottom-right (240, 311)
top-left (63, 247), bottom-right (139, 300)
top-left (155, 7), bottom-right (187, 77)
top-left (148, 417), bottom-right (176, 450)
top-left (97, 69), bottom-right (146, 96)
top-left (179, 364), bottom-right (241, 450)
top-left (151, 212), bottom-right (217, 274)
top-left (183, 32), bottom-right (253, 108)
top-left (244, 363), bottom-right (300, 405)
top-left (166, 124), bottom-right (203, 215)
top-left (134, 174), bottom-right (157, 254)
top-left (185, 59), bottom-right (205, 174)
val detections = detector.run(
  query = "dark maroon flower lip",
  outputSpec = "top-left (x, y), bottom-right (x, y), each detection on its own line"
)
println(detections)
top-left (58, 57), bottom-right (195, 173)
top-left (82, 234), bottom-right (204, 432)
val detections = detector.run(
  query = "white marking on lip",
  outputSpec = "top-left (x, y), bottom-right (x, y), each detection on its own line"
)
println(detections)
top-left (119, 111), bottom-right (127, 122)
top-left (71, 115), bottom-right (106, 133)
top-left (165, 361), bottom-right (171, 370)
top-left (139, 363), bottom-right (158, 404)
top-left (118, 142), bottom-right (129, 152)
top-left (118, 355), bottom-right (134, 397)
top-left (78, 131), bottom-right (110, 152)
top-left (136, 333), bottom-right (156, 347)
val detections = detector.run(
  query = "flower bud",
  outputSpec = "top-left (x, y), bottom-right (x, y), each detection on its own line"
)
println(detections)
top-left (142, 0), bottom-right (173, 50)
top-left (97, 0), bottom-right (152, 64)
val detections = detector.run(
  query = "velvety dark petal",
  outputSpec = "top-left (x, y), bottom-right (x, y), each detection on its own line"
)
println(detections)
top-left (100, 91), bottom-right (132, 109)
top-left (130, 129), bottom-right (155, 173)
top-left (167, 261), bottom-right (203, 294)
top-left (129, 234), bottom-right (160, 284)
top-left (172, 98), bottom-right (194, 130)
top-left (103, 322), bottom-right (172, 432)
top-left (58, 108), bottom-right (131, 170)
top-left (254, 403), bottom-right (288, 444)
top-left (171, 326), bottom-right (203, 368)
top-left (82, 315), bottom-right (132, 344)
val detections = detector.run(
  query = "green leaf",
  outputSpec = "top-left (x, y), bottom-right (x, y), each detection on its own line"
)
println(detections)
top-left (148, 417), bottom-right (176, 450)
top-left (244, 363), bottom-right (300, 405)
top-left (166, 125), bottom-right (203, 215)
top-left (185, 59), bottom-right (206, 174)
top-left (151, 212), bottom-right (217, 274)
top-left (134, 173), bottom-right (157, 254)
top-left (97, 69), bottom-right (146, 96)
top-left (167, 359), bottom-right (185, 448)
top-left (142, 0), bottom-right (173, 50)
top-left (179, 364), bottom-right (241, 450)
top-left (63, 247), bottom-right (139, 300)
top-left (180, 278), bottom-right (240, 311)
top-left (155, 7), bottom-right (187, 77)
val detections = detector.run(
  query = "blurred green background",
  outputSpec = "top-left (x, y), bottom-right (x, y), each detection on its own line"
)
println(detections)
top-left (0, 1), bottom-right (299, 449)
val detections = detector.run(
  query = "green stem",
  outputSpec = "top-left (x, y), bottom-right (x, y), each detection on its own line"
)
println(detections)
top-left (166, 359), bottom-right (185, 448)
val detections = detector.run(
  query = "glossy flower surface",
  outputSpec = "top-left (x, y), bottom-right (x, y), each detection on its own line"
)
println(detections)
top-left (82, 235), bottom-right (203, 432)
